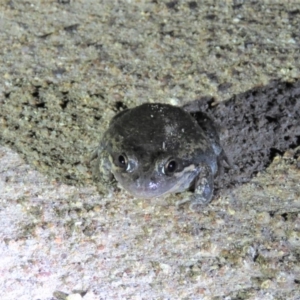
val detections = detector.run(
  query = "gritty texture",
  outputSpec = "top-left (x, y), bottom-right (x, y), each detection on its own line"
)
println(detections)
top-left (1, 146), bottom-right (300, 299)
top-left (0, 1), bottom-right (300, 299)
top-left (1, 1), bottom-right (300, 187)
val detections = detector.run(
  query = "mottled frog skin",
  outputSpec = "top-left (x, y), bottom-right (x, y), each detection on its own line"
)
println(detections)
top-left (90, 103), bottom-right (227, 208)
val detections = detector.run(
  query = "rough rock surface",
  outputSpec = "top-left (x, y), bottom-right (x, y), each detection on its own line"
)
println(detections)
top-left (0, 1), bottom-right (300, 299)
top-left (185, 80), bottom-right (300, 194)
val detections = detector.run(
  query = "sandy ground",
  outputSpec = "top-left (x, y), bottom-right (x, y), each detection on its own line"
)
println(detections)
top-left (0, 1), bottom-right (300, 299)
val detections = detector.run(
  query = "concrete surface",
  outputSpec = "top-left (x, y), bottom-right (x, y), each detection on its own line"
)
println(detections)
top-left (0, 1), bottom-right (300, 299)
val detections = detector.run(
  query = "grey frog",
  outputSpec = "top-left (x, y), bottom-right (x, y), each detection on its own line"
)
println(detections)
top-left (90, 103), bottom-right (227, 209)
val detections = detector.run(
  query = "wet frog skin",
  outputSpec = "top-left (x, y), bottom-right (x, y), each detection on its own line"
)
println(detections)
top-left (90, 103), bottom-right (227, 209)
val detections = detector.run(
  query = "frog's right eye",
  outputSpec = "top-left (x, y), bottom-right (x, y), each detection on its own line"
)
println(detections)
top-left (117, 154), bottom-right (128, 169)
top-left (113, 153), bottom-right (137, 172)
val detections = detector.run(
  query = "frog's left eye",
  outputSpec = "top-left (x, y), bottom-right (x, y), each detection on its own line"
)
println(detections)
top-left (163, 159), bottom-right (177, 175)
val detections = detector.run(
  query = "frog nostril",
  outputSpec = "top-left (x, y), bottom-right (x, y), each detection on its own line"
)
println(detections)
top-left (132, 174), bottom-right (140, 182)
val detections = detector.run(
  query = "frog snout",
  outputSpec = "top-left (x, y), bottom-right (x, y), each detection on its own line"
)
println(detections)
top-left (134, 177), bottom-right (160, 195)
top-left (126, 175), bottom-right (166, 198)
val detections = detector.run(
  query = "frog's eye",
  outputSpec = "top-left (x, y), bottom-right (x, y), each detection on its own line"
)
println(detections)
top-left (163, 159), bottom-right (177, 175)
top-left (117, 154), bottom-right (128, 170)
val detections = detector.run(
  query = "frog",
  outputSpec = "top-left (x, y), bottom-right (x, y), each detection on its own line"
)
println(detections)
top-left (90, 103), bottom-right (228, 209)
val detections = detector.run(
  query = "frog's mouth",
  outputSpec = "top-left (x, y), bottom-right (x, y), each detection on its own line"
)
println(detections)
top-left (115, 166), bottom-right (199, 199)
top-left (114, 176), bottom-right (167, 198)
top-left (126, 180), bottom-right (171, 199)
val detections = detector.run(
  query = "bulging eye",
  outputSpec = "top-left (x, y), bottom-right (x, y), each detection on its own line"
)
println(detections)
top-left (164, 159), bottom-right (177, 175)
top-left (114, 153), bottom-right (137, 172)
top-left (117, 154), bottom-right (128, 169)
